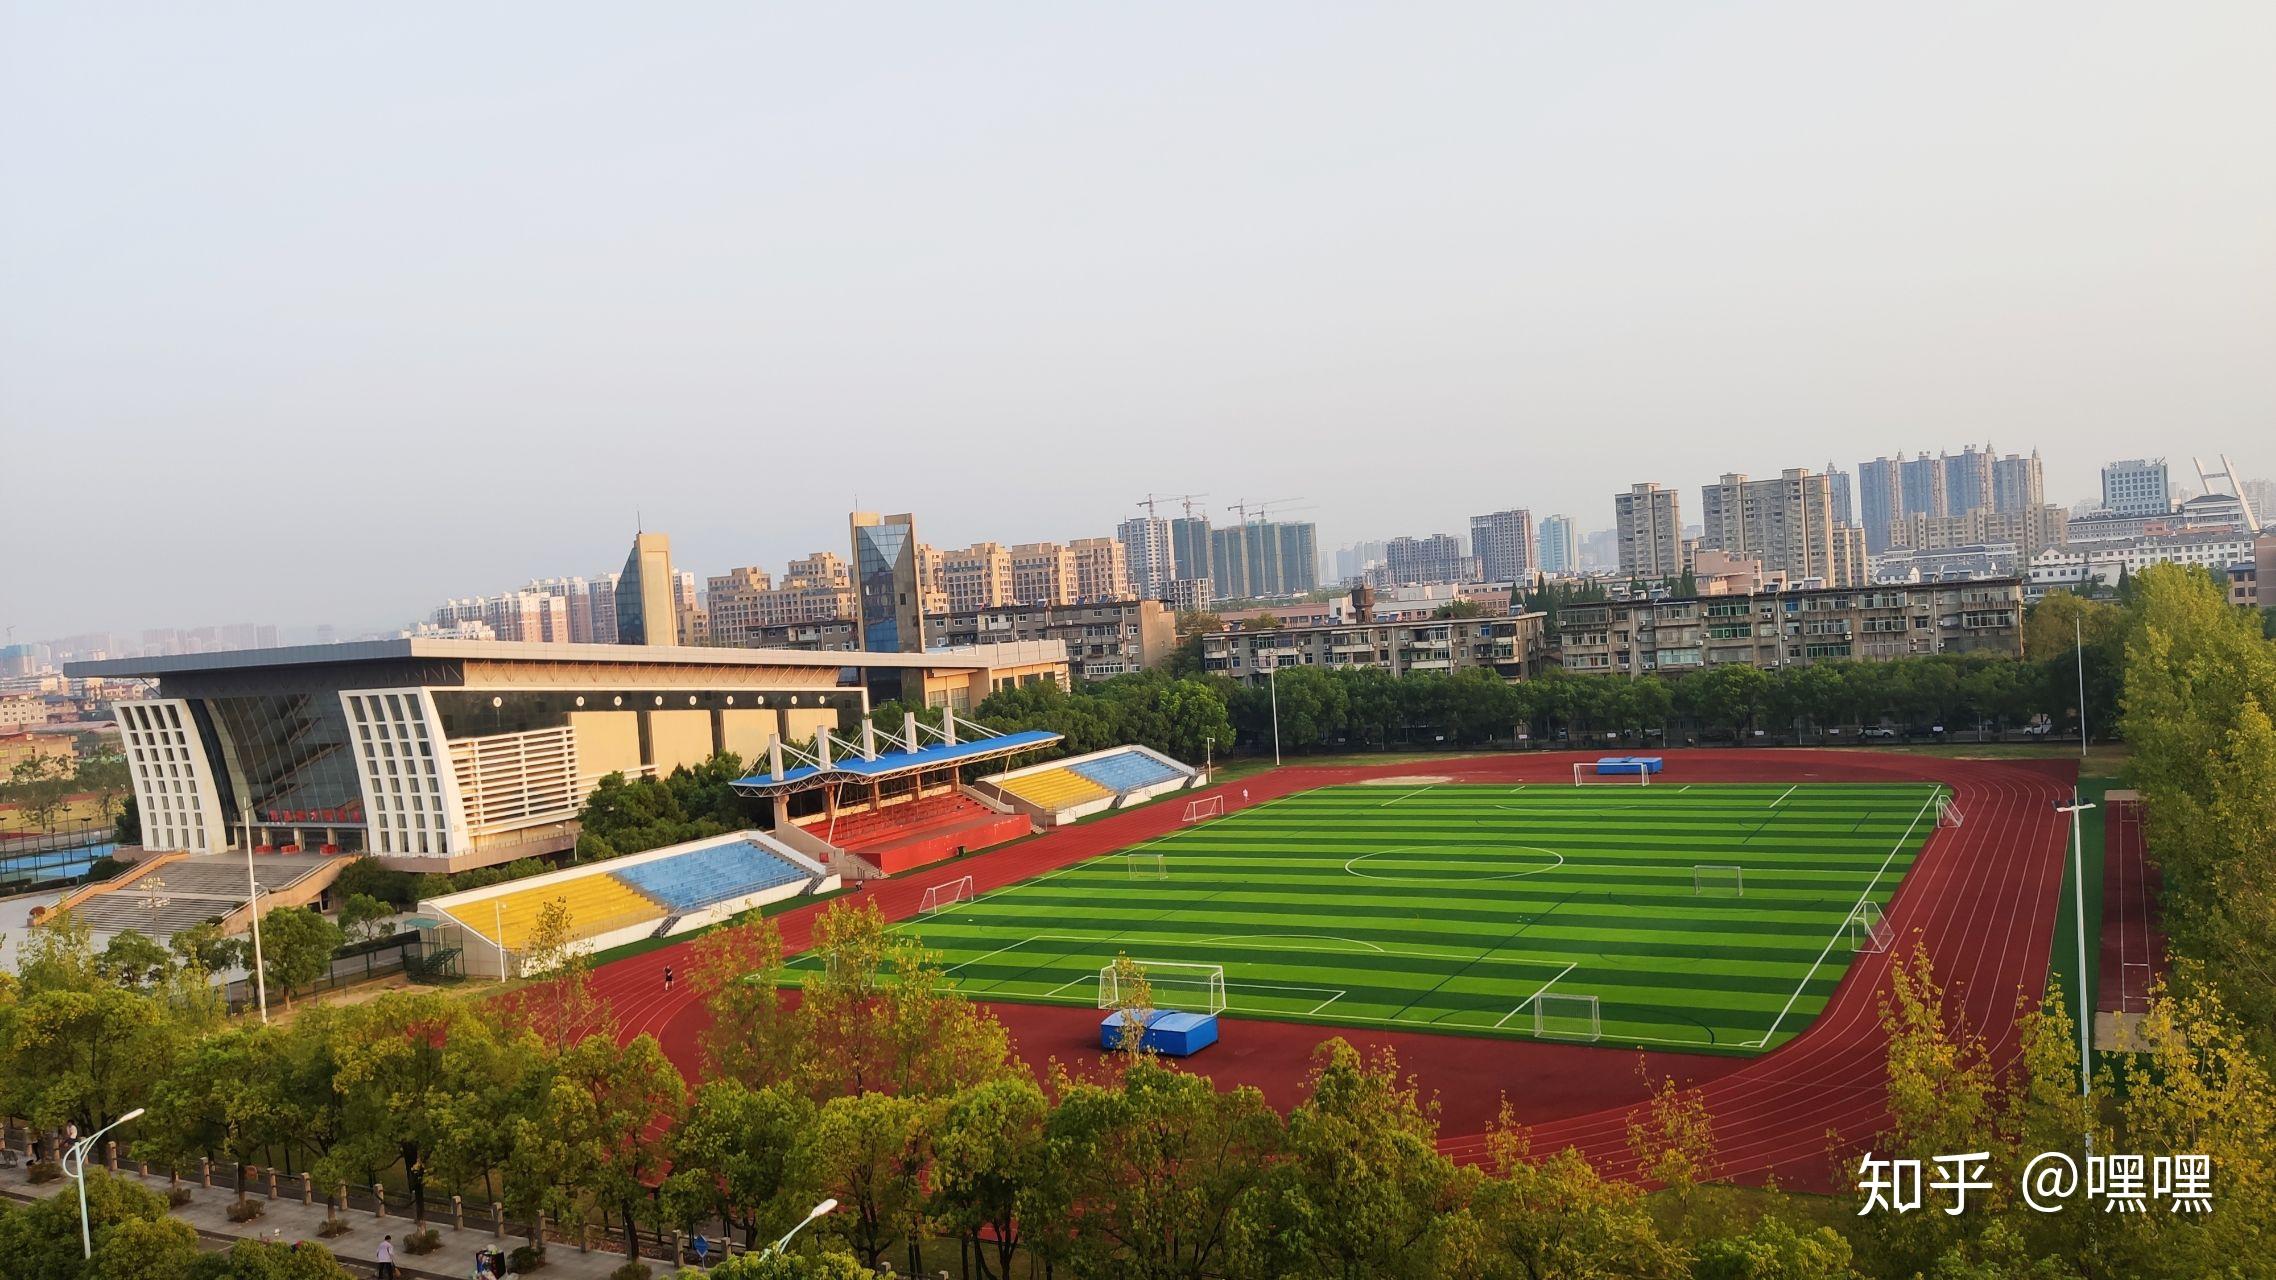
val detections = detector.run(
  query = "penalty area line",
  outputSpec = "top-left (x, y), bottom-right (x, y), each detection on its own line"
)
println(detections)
top-left (1494, 961), bottom-right (1579, 1029)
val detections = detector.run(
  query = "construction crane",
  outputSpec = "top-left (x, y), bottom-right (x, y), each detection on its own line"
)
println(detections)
top-left (1229, 497), bottom-right (1315, 525)
top-left (2194, 454), bottom-right (2260, 532)
top-left (1136, 493), bottom-right (1209, 520)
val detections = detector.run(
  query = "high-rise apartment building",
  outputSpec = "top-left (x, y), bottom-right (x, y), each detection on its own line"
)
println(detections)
top-left (1068, 537), bottom-right (1133, 602)
top-left (1856, 457), bottom-right (1903, 554)
top-left (1699, 468), bottom-right (1860, 587)
top-left (1992, 449), bottom-right (2045, 514)
top-left (1009, 542), bottom-right (1077, 607)
top-left (1206, 519), bottom-right (1316, 600)
top-left (1276, 522), bottom-right (1319, 595)
top-left (1169, 517), bottom-right (1212, 582)
top-left (850, 511), bottom-right (924, 653)
top-left (1826, 467), bottom-right (1854, 527)
top-left (1614, 483), bottom-right (1686, 581)
top-left (2102, 458), bottom-right (2171, 517)
top-left (614, 531), bottom-right (679, 645)
top-left (1538, 516), bottom-right (1579, 575)
top-left (1942, 445), bottom-right (1993, 515)
top-left (1383, 534), bottom-right (1466, 585)
top-left (941, 542), bottom-right (1014, 613)
top-left (1468, 509), bottom-right (1538, 583)
top-left (1117, 516), bottom-right (1174, 598)
top-left (1898, 453), bottom-right (1947, 521)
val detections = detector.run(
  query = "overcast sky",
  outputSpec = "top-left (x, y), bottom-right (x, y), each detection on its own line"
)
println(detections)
top-left (5, 3), bottom-right (2272, 640)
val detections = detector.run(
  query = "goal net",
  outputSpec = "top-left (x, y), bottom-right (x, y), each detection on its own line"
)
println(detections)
top-left (919, 875), bottom-right (976, 915)
top-left (1182, 795), bottom-right (1225, 824)
top-left (1098, 960), bottom-right (1227, 1015)
top-left (1935, 794), bottom-right (1962, 828)
top-left (1534, 992), bottom-right (1602, 1041)
top-left (1126, 850), bottom-right (1168, 880)
top-left (1574, 762), bottom-right (1649, 786)
top-left (1848, 901), bottom-right (1894, 953)
top-left (1692, 864), bottom-right (1745, 897)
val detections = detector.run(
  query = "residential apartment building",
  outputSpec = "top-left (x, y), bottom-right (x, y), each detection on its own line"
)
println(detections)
top-left (1068, 537), bottom-right (1134, 602)
top-left (1614, 483), bottom-right (1687, 581)
top-left (1201, 613), bottom-right (1548, 685)
top-left (1469, 509), bottom-right (1538, 584)
top-left (1889, 504), bottom-right (2069, 557)
top-left (1992, 450), bottom-right (2045, 514)
top-left (1942, 445), bottom-right (1994, 515)
top-left (1826, 468), bottom-right (1854, 527)
top-left (1164, 577), bottom-right (1214, 613)
top-left (1169, 517), bottom-right (1213, 581)
top-left (941, 542), bottom-right (1015, 613)
top-left (1539, 516), bottom-right (1578, 576)
top-left (930, 599), bottom-right (1176, 681)
top-left (1117, 515), bottom-right (1175, 597)
top-left (1856, 457), bottom-right (1903, 554)
top-left (1010, 542), bottom-right (1077, 607)
top-left (1557, 579), bottom-right (2025, 675)
top-left (2101, 458), bottom-right (2171, 517)
top-left (1898, 453), bottom-right (1947, 522)
top-left (1383, 534), bottom-right (1467, 586)
top-left (1209, 519), bottom-right (1318, 599)
top-left (1697, 468), bottom-right (1863, 587)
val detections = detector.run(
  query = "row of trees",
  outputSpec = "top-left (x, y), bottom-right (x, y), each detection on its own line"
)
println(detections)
top-left (2, 743), bottom-right (129, 835)
top-left (10, 883), bottom-right (2271, 1279)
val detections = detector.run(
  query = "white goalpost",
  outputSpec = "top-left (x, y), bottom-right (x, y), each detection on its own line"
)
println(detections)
top-left (1097, 960), bottom-right (1228, 1015)
top-left (1182, 795), bottom-right (1226, 824)
top-left (1935, 794), bottom-right (1963, 828)
top-left (1126, 850), bottom-right (1168, 880)
top-left (1574, 762), bottom-right (1649, 786)
top-left (919, 875), bottom-right (976, 915)
top-left (1533, 992), bottom-right (1603, 1041)
top-left (1692, 864), bottom-right (1745, 897)
top-left (1848, 901), bottom-right (1894, 953)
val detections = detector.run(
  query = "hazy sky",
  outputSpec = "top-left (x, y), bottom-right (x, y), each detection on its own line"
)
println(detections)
top-left (5, 3), bottom-right (2272, 639)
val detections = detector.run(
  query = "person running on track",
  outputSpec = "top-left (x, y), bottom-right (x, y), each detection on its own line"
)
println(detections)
top-left (662, 964), bottom-right (675, 992)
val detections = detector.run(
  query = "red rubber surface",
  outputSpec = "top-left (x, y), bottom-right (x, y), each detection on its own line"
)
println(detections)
top-left (2097, 795), bottom-right (2164, 1015)
top-left (594, 750), bottom-right (2073, 1193)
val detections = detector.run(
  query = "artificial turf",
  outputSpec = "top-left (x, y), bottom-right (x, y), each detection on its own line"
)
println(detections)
top-left (785, 780), bottom-right (1948, 1054)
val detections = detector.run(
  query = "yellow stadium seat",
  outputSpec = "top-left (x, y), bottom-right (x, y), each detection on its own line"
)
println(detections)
top-left (463, 873), bottom-right (666, 950)
top-left (1001, 766), bottom-right (1114, 812)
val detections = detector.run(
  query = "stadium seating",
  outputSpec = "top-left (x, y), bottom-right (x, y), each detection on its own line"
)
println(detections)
top-left (1067, 750), bottom-right (1186, 794)
top-left (799, 791), bottom-right (1031, 875)
top-left (610, 839), bottom-right (808, 913)
top-left (998, 767), bottom-right (1114, 811)
top-left (469, 874), bottom-right (664, 950)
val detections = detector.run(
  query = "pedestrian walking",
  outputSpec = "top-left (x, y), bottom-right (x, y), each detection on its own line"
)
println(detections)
top-left (1240, 788), bottom-right (1249, 806)
top-left (376, 1233), bottom-right (395, 1279)
top-left (663, 964), bottom-right (675, 992)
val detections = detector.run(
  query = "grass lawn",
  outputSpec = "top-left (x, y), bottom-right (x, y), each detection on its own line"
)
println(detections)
top-left (787, 780), bottom-right (1947, 1054)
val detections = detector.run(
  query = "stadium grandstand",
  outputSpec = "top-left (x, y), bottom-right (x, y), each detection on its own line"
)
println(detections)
top-left (422, 829), bottom-right (836, 977)
top-left (981, 745), bottom-right (1200, 825)
top-left (731, 709), bottom-right (1061, 877)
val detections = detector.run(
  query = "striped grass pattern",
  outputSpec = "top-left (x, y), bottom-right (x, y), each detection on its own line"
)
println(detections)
top-left (788, 782), bottom-right (1945, 1054)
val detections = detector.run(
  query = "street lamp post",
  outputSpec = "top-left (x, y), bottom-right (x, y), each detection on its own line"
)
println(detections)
top-left (242, 807), bottom-right (269, 1024)
top-left (2055, 795), bottom-right (2098, 1111)
top-left (2075, 615), bottom-right (2089, 759)
top-left (764, 1198), bottom-right (839, 1257)
top-left (62, 1108), bottom-right (144, 1258)
top-left (1266, 652), bottom-right (1283, 768)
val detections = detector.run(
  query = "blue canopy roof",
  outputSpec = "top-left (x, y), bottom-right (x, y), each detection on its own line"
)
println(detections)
top-left (731, 728), bottom-right (1063, 795)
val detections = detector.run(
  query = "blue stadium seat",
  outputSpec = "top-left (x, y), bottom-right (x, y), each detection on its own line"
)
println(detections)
top-left (1068, 750), bottom-right (1186, 795)
top-left (611, 840), bottom-right (808, 913)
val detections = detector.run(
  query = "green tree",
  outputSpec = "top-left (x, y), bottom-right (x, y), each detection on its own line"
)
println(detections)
top-left (799, 900), bottom-right (1013, 1099)
top-left (324, 993), bottom-right (525, 1226)
top-left (1690, 1213), bottom-right (1860, 1280)
top-left (509, 1033), bottom-right (685, 1260)
top-left (94, 930), bottom-right (172, 990)
top-left (6, 753), bottom-right (75, 832)
top-left (1239, 1040), bottom-right (1479, 1280)
top-left (336, 893), bottom-right (394, 944)
top-left (1469, 1112), bottom-right (1683, 1280)
top-left (929, 1076), bottom-right (1048, 1280)
top-left (0, 1169), bottom-right (196, 1280)
top-left (182, 1239), bottom-right (355, 1280)
top-left (795, 1091), bottom-right (930, 1273)
top-left (255, 907), bottom-right (343, 1007)
top-left (662, 1080), bottom-right (818, 1252)
top-left (693, 1251), bottom-right (877, 1279)
top-left (112, 796), bottom-right (140, 846)
top-left (167, 922), bottom-right (244, 975)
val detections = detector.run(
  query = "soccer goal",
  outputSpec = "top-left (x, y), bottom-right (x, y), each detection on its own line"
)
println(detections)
top-left (1574, 762), bottom-right (1649, 786)
top-left (1935, 794), bottom-right (1963, 828)
top-left (1692, 864), bottom-right (1745, 897)
top-left (1848, 901), bottom-right (1894, 953)
top-left (1098, 960), bottom-right (1228, 1015)
top-left (1126, 850), bottom-right (1168, 880)
top-left (1534, 992), bottom-right (1603, 1041)
top-left (919, 875), bottom-right (976, 915)
top-left (1182, 795), bottom-right (1225, 824)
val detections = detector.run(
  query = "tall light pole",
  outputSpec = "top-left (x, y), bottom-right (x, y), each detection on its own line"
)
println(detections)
top-left (1265, 650), bottom-right (1283, 768)
top-left (1203, 736), bottom-right (1214, 782)
top-left (2075, 615), bottom-right (2089, 759)
top-left (764, 1197), bottom-right (839, 1257)
top-left (2056, 796), bottom-right (2098, 1109)
top-left (62, 1108), bottom-right (144, 1258)
top-left (242, 807), bottom-right (268, 1024)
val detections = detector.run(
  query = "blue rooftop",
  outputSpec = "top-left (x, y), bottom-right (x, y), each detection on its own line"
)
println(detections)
top-left (732, 729), bottom-right (1063, 794)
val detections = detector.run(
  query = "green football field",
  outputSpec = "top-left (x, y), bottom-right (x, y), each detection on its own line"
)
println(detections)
top-left (787, 781), bottom-right (1948, 1053)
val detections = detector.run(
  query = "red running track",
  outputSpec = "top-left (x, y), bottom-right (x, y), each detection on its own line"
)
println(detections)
top-left (592, 750), bottom-right (2074, 1194)
top-left (2097, 794), bottom-right (2164, 1016)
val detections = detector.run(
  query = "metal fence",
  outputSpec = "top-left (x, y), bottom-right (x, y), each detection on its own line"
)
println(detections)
top-left (222, 933), bottom-right (431, 1014)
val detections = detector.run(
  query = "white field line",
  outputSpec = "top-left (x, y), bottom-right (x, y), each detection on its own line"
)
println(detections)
top-left (1306, 990), bottom-right (1346, 1016)
top-left (1769, 784), bottom-right (1799, 808)
top-left (1494, 961), bottom-right (1579, 1028)
top-left (1379, 784), bottom-right (1438, 807)
top-left (1748, 788), bottom-right (1939, 1048)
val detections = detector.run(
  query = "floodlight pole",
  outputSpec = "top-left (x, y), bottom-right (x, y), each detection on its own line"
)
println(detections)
top-left (1203, 736), bottom-right (1213, 782)
top-left (2075, 615), bottom-right (2089, 758)
top-left (64, 1108), bottom-right (144, 1257)
top-left (2056, 796), bottom-right (2097, 1118)
top-left (242, 806), bottom-right (268, 1024)
top-left (1265, 653), bottom-right (1282, 768)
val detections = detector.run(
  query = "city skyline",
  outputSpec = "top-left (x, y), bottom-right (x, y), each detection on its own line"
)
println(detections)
top-left (8, 6), bottom-right (2275, 637)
